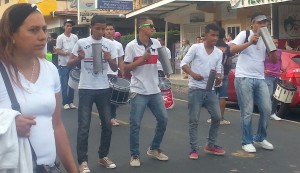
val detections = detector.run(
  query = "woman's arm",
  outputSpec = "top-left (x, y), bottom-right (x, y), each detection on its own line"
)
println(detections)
top-left (52, 93), bottom-right (77, 173)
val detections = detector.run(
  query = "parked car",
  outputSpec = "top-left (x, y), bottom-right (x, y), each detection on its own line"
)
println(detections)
top-left (227, 51), bottom-right (300, 117)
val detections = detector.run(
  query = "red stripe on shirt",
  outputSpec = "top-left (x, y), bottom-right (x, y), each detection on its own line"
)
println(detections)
top-left (133, 55), bottom-right (158, 65)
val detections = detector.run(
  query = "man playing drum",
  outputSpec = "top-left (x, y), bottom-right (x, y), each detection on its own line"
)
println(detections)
top-left (105, 23), bottom-right (125, 126)
top-left (67, 15), bottom-right (118, 172)
top-left (229, 12), bottom-right (278, 153)
top-left (123, 17), bottom-right (169, 167)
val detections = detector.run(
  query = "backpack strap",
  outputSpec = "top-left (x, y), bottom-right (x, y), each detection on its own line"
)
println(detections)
top-left (0, 62), bottom-right (21, 112)
top-left (244, 30), bottom-right (250, 43)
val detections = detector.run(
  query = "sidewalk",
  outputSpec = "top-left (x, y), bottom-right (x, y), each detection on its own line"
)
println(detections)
top-left (168, 73), bottom-right (189, 87)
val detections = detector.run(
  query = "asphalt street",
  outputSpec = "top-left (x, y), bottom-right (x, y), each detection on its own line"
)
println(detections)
top-left (60, 88), bottom-right (300, 173)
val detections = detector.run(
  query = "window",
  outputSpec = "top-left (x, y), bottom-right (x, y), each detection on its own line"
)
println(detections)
top-left (226, 25), bottom-right (240, 38)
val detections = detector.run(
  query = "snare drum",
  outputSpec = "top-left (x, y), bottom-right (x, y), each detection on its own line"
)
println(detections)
top-left (273, 80), bottom-right (297, 103)
top-left (68, 68), bottom-right (80, 89)
top-left (109, 77), bottom-right (130, 105)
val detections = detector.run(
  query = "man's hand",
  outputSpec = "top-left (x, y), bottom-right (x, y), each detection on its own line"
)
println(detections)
top-left (77, 49), bottom-right (85, 60)
top-left (103, 51), bottom-right (112, 61)
top-left (191, 72), bottom-right (204, 81)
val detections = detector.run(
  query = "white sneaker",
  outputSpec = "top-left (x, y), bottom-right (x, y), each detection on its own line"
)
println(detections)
top-left (130, 155), bottom-right (141, 167)
top-left (254, 139), bottom-right (274, 150)
top-left (63, 104), bottom-right (70, 110)
top-left (69, 103), bottom-right (77, 109)
top-left (242, 144), bottom-right (256, 153)
top-left (270, 114), bottom-right (282, 121)
top-left (79, 161), bottom-right (90, 173)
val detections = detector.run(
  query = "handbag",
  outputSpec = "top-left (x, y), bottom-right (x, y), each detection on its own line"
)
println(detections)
top-left (0, 62), bottom-right (62, 173)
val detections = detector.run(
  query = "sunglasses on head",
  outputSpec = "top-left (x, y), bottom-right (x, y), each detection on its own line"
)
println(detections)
top-left (139, 23), bottom-right (155, 29)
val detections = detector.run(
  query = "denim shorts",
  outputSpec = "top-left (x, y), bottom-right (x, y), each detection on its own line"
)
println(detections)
top-left (215, 75), bottom-right (228, 99)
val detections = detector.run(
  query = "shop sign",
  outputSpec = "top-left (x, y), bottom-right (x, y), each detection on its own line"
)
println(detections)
top-left (230, 0), bottom-right (291, 9)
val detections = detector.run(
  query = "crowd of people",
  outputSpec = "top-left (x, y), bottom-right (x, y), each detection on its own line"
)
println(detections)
top-left (0, 3), bottom-right (287, 173)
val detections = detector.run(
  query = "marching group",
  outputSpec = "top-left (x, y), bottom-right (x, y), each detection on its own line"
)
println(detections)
top-left (0, 3), bottom-right (282, 173)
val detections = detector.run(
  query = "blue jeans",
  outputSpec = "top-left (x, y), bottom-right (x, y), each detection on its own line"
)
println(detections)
top-left (188, 88), bottom-right (221, 152)
top-left (265, 76), bottom-right (279, 115)
top-left (77, 89), bottom-right (112, 163)
top-left (58, 66), bottom-right (74, 105)
top-left (129, 93), bottom-right (168, 156)
top-left (234, 77), bottom-right (271, 145)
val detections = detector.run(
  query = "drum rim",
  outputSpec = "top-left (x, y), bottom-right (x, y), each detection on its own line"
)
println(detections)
top-left (278, 80), bottom-right (297, 91)
top-left (109, 77), bottom-right (130, 91)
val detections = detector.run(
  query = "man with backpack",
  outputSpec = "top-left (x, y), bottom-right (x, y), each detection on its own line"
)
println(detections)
top-left (229, 12), bottom-right (278, 153)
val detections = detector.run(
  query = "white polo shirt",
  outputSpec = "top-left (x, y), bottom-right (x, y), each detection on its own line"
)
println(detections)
top-left (232, 30), bottom-right (267, 79)
top-left (180, 43), bottom-right (222, 89)
top-left (56, 33), bottom-right (78, 66)
top-left (72, 36), bottom-right (117, 89)
top-left (124, 38), bottom-right (161, 95)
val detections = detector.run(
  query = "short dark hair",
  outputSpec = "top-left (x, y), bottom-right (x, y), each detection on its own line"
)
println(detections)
top-left (204, 23), bottom-right (219, 34)
top-left (91, 15), bottom-right (106, 25)
top-left (218, 28), bottom-right (225, 39)
top-left (106, 23), bottom-right (115, 28)
top-left (50, 33), bottom-right (58, 39)
top-left (137, 17), bottom-right (152, 28)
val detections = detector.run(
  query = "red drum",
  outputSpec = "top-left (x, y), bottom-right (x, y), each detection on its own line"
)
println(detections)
top-left (109, 77), bottom-right (130, 105)
top-left (158, 77), bottom-right (174, 109)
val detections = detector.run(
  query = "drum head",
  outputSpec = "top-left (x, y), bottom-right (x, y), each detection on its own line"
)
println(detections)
top-left (279, 80), bottom-right (297, 91)
top-left (158, 77), bottom-right (171, 90)
top-left (110, 77), bottom-right (130, 90)
top-left (70, 69), bottom-right (80, 80)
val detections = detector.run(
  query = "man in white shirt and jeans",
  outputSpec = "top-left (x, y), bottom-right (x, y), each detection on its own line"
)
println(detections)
top-left (56, 19), bottom-right (78, 109)
top-left (68, 15), bottom-right (118, 172)
top-left (230, 12), bottom-right (277, 153)
top-left (123, 17), bottom-right (168, 167)
top-left (180, 23), bottom-right (226, 160)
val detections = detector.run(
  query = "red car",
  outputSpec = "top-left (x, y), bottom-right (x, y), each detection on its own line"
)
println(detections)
top-left (227, 51), bottom-right (300, 117)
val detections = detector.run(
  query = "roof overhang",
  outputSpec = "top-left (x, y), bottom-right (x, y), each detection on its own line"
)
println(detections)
top-left (125, 0), bottom-right (229, 18)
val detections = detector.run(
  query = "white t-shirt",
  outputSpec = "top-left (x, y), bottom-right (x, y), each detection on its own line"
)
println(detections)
top-left (56, 33), bottom-right (78, 66)
top-left (124, 38), bottom-right (161, 95)
top-left (72, 36), bottom-right (117, 89)
top-left (180, 43), bottom-right (222, 89)
top-left (232, 30), bottom-right (267, 79)
top-left (0, 58), bottom-right (60, 165)
top-left (157, 46), bottom-right (171, 71)
top-left (107, 40), bottom-right (124, 75)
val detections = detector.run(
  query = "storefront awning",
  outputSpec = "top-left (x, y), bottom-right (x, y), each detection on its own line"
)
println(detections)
top-left (125, 0), bottom-right (229, 18)
top-left (230, 0), bottom-right (292, 9)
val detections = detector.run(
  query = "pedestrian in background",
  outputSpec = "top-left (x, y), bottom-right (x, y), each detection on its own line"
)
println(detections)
top-left (207, 28), bottom-right (232, 125)
top-left (230, 12), bottom-right (277, 153)
top-left (123, 17), bottom-right (169, 167)
top-left (56, 19), bottom-right (78, 110)
top-left (177, 39), bottom-right (190, 79)
top-left (181, 23), bottom-right (226, 160)
top-left (264, 38), bottom-right (282, 121)
top-left (68, 15), bottom-right (118, 172)
top-left (0, 3), bottom-right (77, 173)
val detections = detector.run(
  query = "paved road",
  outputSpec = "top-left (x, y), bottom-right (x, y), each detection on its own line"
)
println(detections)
top-left (60, 88), bottom-right (300, 173)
